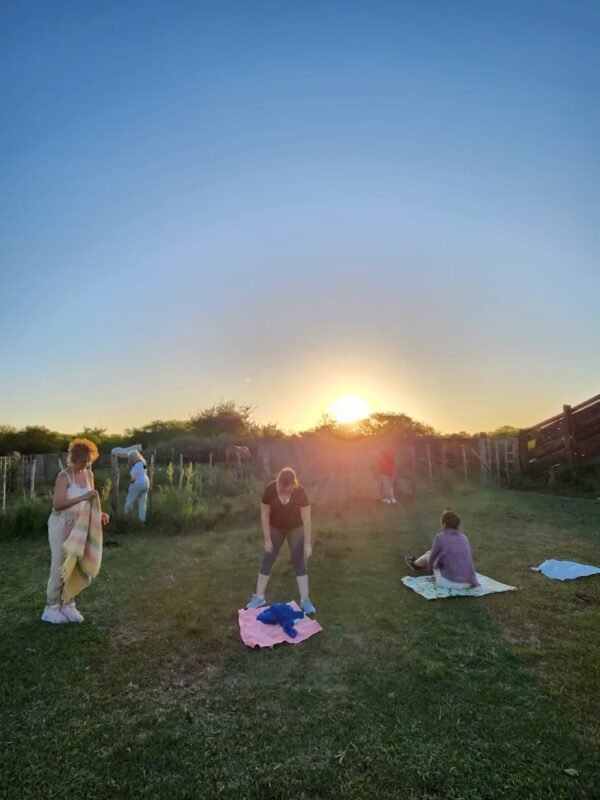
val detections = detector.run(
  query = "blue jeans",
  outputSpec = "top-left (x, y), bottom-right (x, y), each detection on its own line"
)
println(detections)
top-left (124, 481), bottom-right (149, 522)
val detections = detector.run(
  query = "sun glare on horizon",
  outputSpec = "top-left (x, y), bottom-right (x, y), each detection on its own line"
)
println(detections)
top-left (330, 395), bottom-right (372, 424)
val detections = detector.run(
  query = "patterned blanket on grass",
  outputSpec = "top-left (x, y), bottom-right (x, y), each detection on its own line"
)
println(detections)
top-left (401, 573), bottom-right (517, 601)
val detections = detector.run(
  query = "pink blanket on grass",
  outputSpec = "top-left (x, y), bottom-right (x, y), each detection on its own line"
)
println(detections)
top-left (239, 601), bottom-right (323, 648)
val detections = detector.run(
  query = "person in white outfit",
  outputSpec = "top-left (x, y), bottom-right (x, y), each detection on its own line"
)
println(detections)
top-left (124, 451), bottom-right (150, 522)
top-left (41, 438), bottom-right (110, 624)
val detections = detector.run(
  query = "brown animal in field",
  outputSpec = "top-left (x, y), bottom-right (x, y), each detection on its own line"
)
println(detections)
top-left (225, 445), bottom-right (252, 469)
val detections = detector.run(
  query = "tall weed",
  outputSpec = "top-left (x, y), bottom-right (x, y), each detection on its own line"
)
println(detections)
top-left (0, 498), bottom-right (49, 540)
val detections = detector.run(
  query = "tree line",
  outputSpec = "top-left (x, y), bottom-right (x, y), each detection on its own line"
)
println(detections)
top-left (0, 401), bottom-right (518, 455)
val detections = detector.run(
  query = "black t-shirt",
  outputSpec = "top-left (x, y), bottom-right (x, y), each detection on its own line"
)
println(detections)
top-left (261, 481), bottom-right (309, 530)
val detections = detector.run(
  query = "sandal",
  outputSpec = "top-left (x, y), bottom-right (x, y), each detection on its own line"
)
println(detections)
top-left (405, 555), bottom-right (425, 571)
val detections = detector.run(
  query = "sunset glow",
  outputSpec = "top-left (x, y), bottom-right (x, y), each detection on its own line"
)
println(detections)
top-left (330, 396), bottom-right (372, 424)
top-left (0, 4), bottom-right (596, 439)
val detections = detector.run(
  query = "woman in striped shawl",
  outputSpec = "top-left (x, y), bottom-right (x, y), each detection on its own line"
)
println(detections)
top-left (41, 438), bottom-right (110, 624)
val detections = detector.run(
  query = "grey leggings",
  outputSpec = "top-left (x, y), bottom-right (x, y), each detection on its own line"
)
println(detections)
top-left (260, 527), bottom-right (307, 577)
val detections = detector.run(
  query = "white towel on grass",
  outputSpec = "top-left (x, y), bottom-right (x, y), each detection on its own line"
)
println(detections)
top-left (531, 560), bottom-right (600, 581)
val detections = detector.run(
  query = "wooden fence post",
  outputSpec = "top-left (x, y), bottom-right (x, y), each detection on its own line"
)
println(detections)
top-left (110, 454), bottom-right (120, 514)
top-left (511, 439), bottom-right (521, 476)
top-left (17, 456), bottom-right (24, 493)
top-left (1, 458), bottom-right (6, 514)
top-left (179, 453), bottom-right (184, 489)
top-left (29, 458), bottom-right (37, 500)
top-left (479, 436), bottom-right (488, 482)
top-left (563, 404), bottom-right (578, 476)
top-left (461, 445), bottom-right (469, 482)
top-left (518, 430), bottom-right (530, 476)
top-left (426, 443), bottom-right (433, 487)
top-left (262, 446), bottom-right (270, 479)
top-left (494, 440), bottom-right (501, 481)
top-left (503, 440), bottom-right (510, 481)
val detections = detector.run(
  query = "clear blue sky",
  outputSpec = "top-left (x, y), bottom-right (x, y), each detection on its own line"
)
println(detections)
top-left (1, 0), bottom-right (599, 434)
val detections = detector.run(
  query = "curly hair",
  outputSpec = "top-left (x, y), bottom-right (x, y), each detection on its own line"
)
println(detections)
top-left (67, 438), bottom-right (99, 466)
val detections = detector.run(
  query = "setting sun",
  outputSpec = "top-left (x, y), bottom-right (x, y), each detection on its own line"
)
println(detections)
top-left (330, 395), bottom-right (372, 424)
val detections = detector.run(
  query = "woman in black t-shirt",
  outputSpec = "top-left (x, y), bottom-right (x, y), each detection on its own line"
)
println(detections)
top-left (245, 467), bottom-right (315, 614)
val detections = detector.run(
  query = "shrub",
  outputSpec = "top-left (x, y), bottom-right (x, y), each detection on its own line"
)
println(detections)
top-left (148, 488), bottom-right (215, 534)
top-left (166, 462), bottom-right (174, 487)
top-left (100, 478), bottom-right (112, 504)
top-left (0, 498), bottom-right (50, 540)
top-left (0, 462), bottom-right (262, 540)
top-left (108, 489), bottom-right (217, 536)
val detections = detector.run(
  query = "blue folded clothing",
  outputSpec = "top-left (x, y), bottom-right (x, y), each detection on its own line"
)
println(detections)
top-left (531, 559), bottom-right (600, 581)
top-left (257, 603), bottom-right (305, 638)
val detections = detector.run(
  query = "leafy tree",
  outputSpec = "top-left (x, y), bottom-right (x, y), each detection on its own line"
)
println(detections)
top-left (74, 427), bottom-right (107, 446)
top-left (300, 410), bottom-right (436, 440)
top-left (355, 412), bottom-right (437, 438)
top-left (258, 422), bottom-right (285, 439)
top-left (487, 425), bottom-right (520, 438)
top-left (4, 426), bottom-right (69, 454)
top-left (310, 413), bottom-right (339, 433)
top-left (124, 419), bottom-right (192, 447)
top-left (0, 426), bottom-right (18, 453)
top-left (189, 402), bottom-right (256, 438)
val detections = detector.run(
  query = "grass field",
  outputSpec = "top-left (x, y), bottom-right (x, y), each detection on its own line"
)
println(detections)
top-left (0, 486), bottom-right (599, 799)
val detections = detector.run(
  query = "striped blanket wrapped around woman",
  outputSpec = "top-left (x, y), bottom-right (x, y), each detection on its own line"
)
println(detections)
top-left (61, 496), bottom-right (103, 602)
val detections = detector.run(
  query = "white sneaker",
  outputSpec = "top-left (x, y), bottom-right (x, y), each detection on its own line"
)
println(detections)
top-left (61, 603), bottom-right (84, 623)
top-left (41, 605), bottom-right (68, 624)
top-left (245, 594), bottom-right (267, 610)
top-left (382, 498), bottom-right (391, 504)
top-left (391, 498), bottom-right (397, 504)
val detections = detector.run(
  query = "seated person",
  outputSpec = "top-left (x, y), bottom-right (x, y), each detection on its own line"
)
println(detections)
top-left (405, 509), bottom-right (479, 589)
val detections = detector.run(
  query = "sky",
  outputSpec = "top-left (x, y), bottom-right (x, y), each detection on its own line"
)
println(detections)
top-left (1, 0), bottom-right (599, 435)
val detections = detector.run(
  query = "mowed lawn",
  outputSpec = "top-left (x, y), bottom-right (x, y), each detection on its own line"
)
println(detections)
top-left (1, 487), bottom-right (599, 800)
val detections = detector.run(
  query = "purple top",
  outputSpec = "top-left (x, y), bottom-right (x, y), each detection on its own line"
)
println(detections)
top-left (428, 529), bottom-right (479, 587)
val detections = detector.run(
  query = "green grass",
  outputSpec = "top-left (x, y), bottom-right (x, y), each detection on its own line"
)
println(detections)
top-left (0, 487), bottom-right (599, 799)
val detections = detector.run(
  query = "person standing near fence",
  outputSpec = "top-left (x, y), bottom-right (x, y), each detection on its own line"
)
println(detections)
top-left (41, 438), bottom-right (109, 624)
top-left (124, 451), bottom-right (150, 522)
top-left (246, 467), bottom-right (315, 614)
top-left (377, 447), bottom-right (397, 504)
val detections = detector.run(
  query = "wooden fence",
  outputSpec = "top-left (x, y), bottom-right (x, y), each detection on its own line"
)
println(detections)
top-left (519, 392), bottom-right (600, 477)
top-left (6, 391), bottom-right (599, 513)
top-left (0, 453), bottom-right (68, 512)
top-left (1, 431), bottom-right (525, 514)
top-left (255, 434), bottom-right (520, 502)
